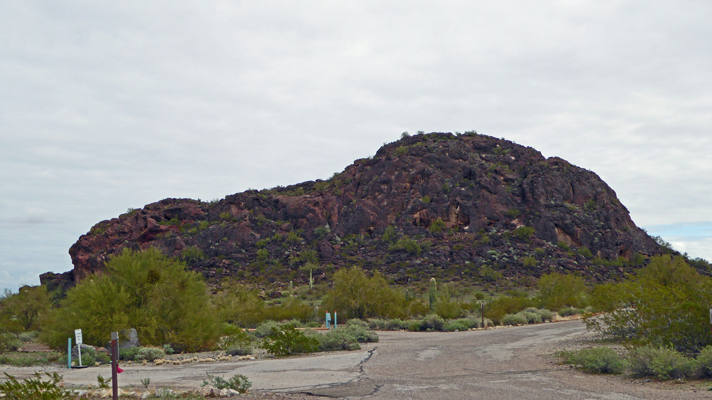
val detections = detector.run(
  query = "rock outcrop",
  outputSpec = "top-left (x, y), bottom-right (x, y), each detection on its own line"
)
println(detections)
top-left (61, 132), bottom-right (663, 290)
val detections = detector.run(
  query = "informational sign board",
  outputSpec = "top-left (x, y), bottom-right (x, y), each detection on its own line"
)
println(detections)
top-left (75, 329), bottom-right (83, 367)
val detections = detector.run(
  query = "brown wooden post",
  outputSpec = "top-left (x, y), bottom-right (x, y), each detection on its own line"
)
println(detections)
top-left (111, 332), bottom-right (118, 400)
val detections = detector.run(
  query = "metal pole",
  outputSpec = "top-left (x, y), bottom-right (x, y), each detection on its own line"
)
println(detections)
top-left (334, 312), bottom-right (337, 329)
top-left (481, 302), bottom-right (485, 329)
top-left (67, 338), bottom-right (72, 369)
top-left (111, 332), bottom-right (118, 400)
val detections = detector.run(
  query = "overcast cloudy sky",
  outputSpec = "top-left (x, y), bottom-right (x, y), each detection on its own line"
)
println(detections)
top-left (2, 1), bottom-right (711, 291)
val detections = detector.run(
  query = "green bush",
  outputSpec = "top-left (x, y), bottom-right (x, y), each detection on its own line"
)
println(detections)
top-left (559, 347), bottom-right (626, 374)
top-left (628, 345), bottom-right (699, 380)
top-left (367, 318), bottom-right (408, 331)
top-left (502, 313), bottom-right (528, 326)
top-left (311, 329), bottom-right (360, 351)
top-left (135, 347), bottom-right (165, 362)
top-left (260, 324), bottom-right (318, 357)
top-left (485, 296), bottom-right (534, 325)
top-left (443, 317), bottom-right (479, 331)
top-left (201, 373), bottom-right (252, 394)
top-left (559, 307), bottom-right (585, 317)
top-left (0, 333), bottom-right (22, 352)
top-left (257, 321), bottom-right (289, 338)
top-left (537, 272), bottom-right (588, 311)
top-left (41, 248), bottom-right (220, 352)
top-left (585, 256), bottom-right (712, 353)
top-left (342, 323), bottom-right (379, 343)
top-left (322, 266), bottom-right (406, 320)
top-left (696, 346), bottom-right (712, 377)
top-left (0, 372), bottom-right (76, 400)
top-left (409, 315), bottom-right (445, 332)
top-left (226, 345), bottom-right (253, 356)
top-left (119, 347), bottom-right (140, 361)
top-left (429, 219), bottom-right (446, 234)
top-left (388, 237), bottom-right (422, 256)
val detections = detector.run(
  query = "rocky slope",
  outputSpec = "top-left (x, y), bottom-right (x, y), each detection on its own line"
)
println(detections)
top-left (49, 132), bottom-right (663, 292)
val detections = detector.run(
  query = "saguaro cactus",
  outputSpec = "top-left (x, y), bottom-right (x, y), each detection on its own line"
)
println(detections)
top-left (429, 277), bottom-right (437, 312)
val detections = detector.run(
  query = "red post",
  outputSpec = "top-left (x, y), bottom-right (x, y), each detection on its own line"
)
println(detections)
top-left (111, 332), bottom-right (118, 400)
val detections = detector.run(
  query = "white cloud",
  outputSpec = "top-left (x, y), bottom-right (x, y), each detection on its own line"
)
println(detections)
top-left (1, 1), bottom-right (712, 290)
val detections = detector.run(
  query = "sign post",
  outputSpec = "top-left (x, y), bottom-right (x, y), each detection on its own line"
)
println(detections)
top-left (325, 312), bottom-right (331, 329)
top-left (334, 312), bottom-right (337, 329)
top-left (67, 338), bottom-right (72, 369)
top-left (481, 302), bottom-right (485, 329)
top-left (709, 308), bottom-right (712, 334)
top-left (74, 329), bottom-right (83, 367)
top-left (111, 331), bottom-right (119, 400)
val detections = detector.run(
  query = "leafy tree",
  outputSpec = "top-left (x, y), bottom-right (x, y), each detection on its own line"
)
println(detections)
top-left (537, 272), bottom-right (588, 310)
top-left (41, 248), bottom-right (220, 352)
top-left (0, 286), bottom-right (51, 332)
top-left (322, 266), bottom-right (406, 319)
top-left (585, 255), bottom-right (712, 353)
top-left (213, 282), bottom-right (266, 328)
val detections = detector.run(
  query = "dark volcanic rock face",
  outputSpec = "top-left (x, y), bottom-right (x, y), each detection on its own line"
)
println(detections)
top-left (66, 132), bottom-right (662, 288)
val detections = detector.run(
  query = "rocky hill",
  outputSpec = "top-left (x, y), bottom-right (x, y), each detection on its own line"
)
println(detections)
top-left (46, 132), bottom-right (664, 292)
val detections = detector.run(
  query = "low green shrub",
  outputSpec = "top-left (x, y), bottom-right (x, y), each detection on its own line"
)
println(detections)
top-left (502, 313), bottom-right (528, 326)
top-left (558, 347), bottom-right (626, 374)
top-left (697, 346), bottom-right (712, 377)
top-left (312, 330), bottom-right (360, 351)
top-left (628, 346), bottom-right (699, 380)
top-left (0, 333), bottom-right (22, 352)
top-left (368, 318), bottom-right (408, 331)
top-left (443, 317), bottom-right (479, 332)
top-left (409, 315), bottom-right (445, 331)
top-left (201, 372), bottom-right (252, 393)
top-left (0, 352), bottom-right (62, 367)
top-left (260, 324), bottom-right (318, 357)
top-left (119, 347), bottom-right (140, 361)
top-left (18, 331), bottom-right (39, 343)
top-left (0, 372), bottom-right (76, 399)
top-left (559, 307), bottom-right (585, 317)
top-left (135, 347), bottom-right (165, 362)
top-left (254, 321), bottom-right (281, 338)
top-left (226, 345), bottom-right (253, 356)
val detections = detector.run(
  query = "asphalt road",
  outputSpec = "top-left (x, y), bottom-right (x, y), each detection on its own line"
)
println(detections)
top-left (3, 320), bottom-right (711, 399)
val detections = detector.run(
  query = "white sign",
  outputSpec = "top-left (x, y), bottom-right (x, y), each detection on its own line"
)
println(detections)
top-left (74, 329), bottom-right (83, 345)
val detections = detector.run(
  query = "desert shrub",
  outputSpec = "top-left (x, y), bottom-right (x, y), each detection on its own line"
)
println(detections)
top-left (558, 347), bottom-right (626, 374)
top-left (484, 296), bottom-right (534, 325)
top-left (119, 347), bottom-right (140, 361)
top-left (77, 350), bottom-right (95, 367)
top-left (522, 256), bottom-right (537, 267)
top-left (502, 313), bottom-right (528, 326)
top-left (346, 319), bottom-right (369, 329)
top-left (0, 333), bottom-right (22, 352)
top-left (311, 329), bottom-right (360, 351)
top-left (479, 265), bottom-right (503, 282)
top-left (434, 296), bottom-right (464, 320)
top-left (559, 307), bottom-right (585, 317)
top-left (388, 237), bottom-right (422, 256)
top-left (521, 310), bottom-right (542, 324)
top-left (135, 347), bottom-right (165, 362)
top-left (254, 321), bottom-right (281, 338)
top-left (382, 226), bottom-right (397, 243)
top-left (0, 352), bottom-right (61, 367)
top-left (322, 266), bottom-right (406, 320)
top-left (41, 248), bottom-right (220, 352)
top-left (696, 346), bottom-right (712, 377)
top-left (409, 315), bottom-right (445, 332)
top-left (202, 373), bottom-right (252, 394)
top-left (18, 331), bottom-right (39, 342)
top-left (367, 318), bottom-right (408, 331)
top-left (0, 372), bottom-right (76, 399)
top-left (342, 323), bottom-right (378, 343)
top-left (585, 255), bottom-right (712, 353)
top-left (213, 283), bottom-right (266, 328)
top-left (628, 345), bottom-right (699, 380)
top-left (512, 226), bottom-right (535, 242)
top-left (429, 219), bottom-right (446, 234)
top-left (537, 272), bottom-right (588, 311)
top-left (95, 352), bottom-right (110, 365)
top-left (265, 297), bottom-right (313, 323)
top-left (444, 317), bottom-right (479, 331)
top-left (226, 345), bottom-right (253, 356)
top-left (260, 324), bottom-right (318, 357)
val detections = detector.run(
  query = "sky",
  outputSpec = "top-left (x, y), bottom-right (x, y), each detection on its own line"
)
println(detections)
top-left (2, 1), bottom-right (711, 292)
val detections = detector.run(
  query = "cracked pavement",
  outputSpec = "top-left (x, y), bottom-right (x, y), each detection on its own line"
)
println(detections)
top-left (4, 320), bottom-right (710, 399)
